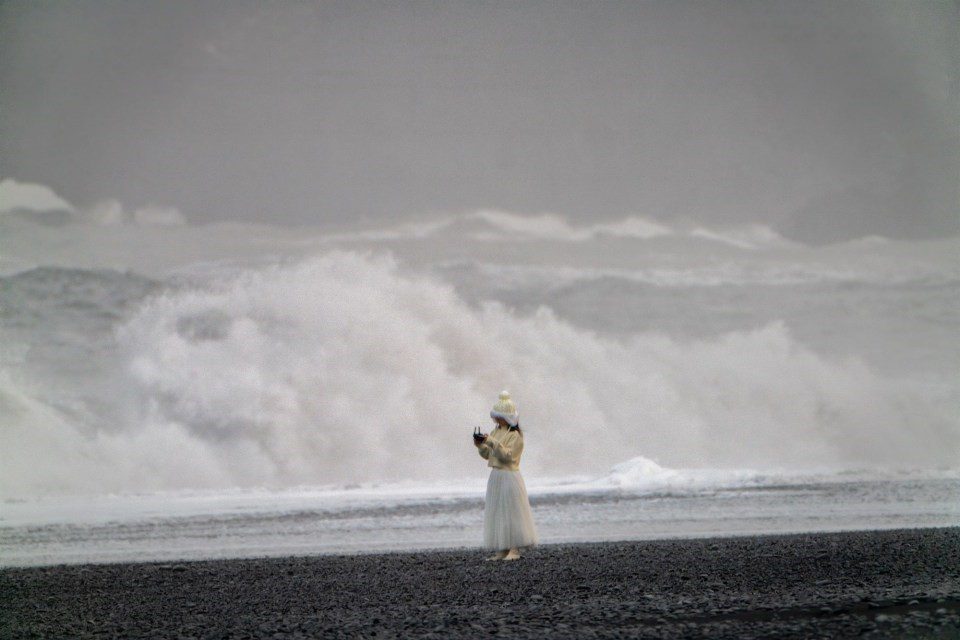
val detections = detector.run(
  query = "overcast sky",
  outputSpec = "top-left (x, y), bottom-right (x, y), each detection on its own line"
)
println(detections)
top-left (1, 0), bottom-right (956, 242)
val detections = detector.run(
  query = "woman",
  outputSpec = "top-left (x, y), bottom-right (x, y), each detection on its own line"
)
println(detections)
top-left (473, 390), bottom-right (539, 561)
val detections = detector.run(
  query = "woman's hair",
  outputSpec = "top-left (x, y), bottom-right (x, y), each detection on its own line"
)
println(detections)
top-left (494, 416), bottom-right (521, 432)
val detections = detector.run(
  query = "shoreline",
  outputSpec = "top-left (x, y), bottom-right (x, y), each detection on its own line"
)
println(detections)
top-left (2, 527), bottom-right (959, 638)
top-left (5, 472), bottom-right (958, 569)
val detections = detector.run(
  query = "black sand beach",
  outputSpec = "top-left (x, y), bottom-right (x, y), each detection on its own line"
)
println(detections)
top-left (2, 528), bottom-right (958, 639)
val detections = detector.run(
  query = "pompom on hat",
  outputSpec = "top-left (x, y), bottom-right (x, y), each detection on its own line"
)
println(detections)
top-left (490, 390), bottom-right (519, 427)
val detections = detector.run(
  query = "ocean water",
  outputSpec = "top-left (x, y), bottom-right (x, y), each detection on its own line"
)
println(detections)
top-left (1, 210), bottom-right (958, 566)
top-left (3, 465), bottom-right (959, 567)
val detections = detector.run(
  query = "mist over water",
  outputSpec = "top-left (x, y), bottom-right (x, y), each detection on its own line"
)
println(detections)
top-left (2, 206), bottom-right (958, 500)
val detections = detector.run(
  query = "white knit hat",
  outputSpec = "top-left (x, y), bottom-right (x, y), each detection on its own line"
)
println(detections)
top-left (490, 390), bottom-right (519, 427)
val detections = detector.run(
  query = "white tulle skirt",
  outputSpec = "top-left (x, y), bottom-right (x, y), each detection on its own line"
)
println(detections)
top-left (484, 468), bottom-right (539, 550)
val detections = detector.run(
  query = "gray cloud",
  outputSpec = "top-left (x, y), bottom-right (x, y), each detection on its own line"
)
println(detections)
top-left (1, 0), bottom-right (956, 242)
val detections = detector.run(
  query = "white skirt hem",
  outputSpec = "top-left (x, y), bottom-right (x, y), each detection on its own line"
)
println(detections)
top-left (483, 468), bottom-right (539, 550)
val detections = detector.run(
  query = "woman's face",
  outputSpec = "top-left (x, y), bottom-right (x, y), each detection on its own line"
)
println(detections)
top-left (493, 417), bottom-right (510, 428)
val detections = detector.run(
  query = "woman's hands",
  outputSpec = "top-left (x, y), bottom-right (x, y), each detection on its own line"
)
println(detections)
top-left (472, 427), bottom-right (488, 446)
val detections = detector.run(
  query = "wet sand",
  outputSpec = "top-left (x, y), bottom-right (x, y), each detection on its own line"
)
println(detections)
top-left (2, 527), bottom-right (958, 639)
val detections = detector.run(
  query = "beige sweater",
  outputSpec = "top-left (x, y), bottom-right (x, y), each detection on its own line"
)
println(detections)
top-left (475, 424), bottom-right (524, 471)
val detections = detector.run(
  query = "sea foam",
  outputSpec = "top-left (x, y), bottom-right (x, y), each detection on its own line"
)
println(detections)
top-left (3, 251), bottom-right (956, 499)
